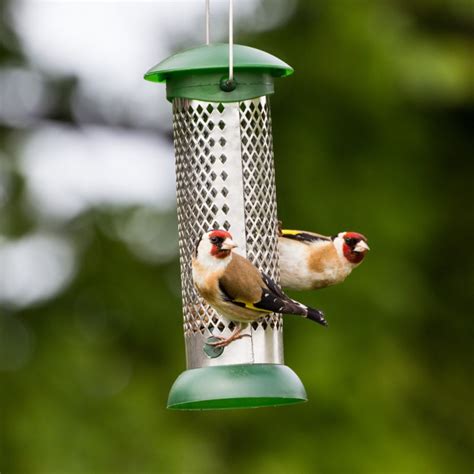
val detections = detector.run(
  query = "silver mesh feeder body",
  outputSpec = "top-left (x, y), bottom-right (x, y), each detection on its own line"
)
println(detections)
top-left (174, 96), bottom-right (283, 369)
top-left (145, 43), bottom-right (307, 410)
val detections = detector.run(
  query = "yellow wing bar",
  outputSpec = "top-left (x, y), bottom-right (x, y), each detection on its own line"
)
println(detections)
top-left (233, 298), bottom-right (272, 313)
top-left (281, 229), bottom-right (304, 236)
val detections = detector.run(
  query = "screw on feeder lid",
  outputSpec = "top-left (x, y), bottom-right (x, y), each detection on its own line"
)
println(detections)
top-left (144, 43), bottom-right (293, 103)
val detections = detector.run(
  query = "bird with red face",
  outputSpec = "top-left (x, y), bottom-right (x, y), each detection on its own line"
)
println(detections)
top-left (192, 229), bottom-right (327, 348)
top-left (278, 227), bottom-right (370, 291)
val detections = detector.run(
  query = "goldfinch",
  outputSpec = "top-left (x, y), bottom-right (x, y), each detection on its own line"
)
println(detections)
top-left (192, 229), bottom-right (327, 348)
top-left (279, 228), bottom-right (370, 291)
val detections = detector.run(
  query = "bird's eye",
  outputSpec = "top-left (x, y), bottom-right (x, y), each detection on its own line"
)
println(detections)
top-left (345, 237), bottom-right (357, 246)
top-left (210, 236), bottom-right (219, 244)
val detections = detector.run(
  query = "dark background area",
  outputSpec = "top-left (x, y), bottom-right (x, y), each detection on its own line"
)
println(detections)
top-left (0, 0), bottom-right (472, 472)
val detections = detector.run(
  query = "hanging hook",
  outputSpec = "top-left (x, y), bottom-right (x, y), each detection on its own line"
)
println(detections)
top-left (220, 0), bottom-right (236, 92)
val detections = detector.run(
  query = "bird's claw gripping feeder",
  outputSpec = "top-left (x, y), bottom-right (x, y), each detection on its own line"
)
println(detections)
top-left (145, 1), bottom-right (307, 410)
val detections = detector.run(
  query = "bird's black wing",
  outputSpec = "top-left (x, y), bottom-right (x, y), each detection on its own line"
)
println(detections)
top-left (280, 229), bottom-right (331, 244)
top-left (257, 272), bottom-right (327, 326)
top-left (261, 272), bottom-right (286, 299)
top-left (217, 269), bottom-right (303, 315)
top-left (217, 256), bottom-right (327, 325)
top-left (254, 272), bottom-right (306, 315)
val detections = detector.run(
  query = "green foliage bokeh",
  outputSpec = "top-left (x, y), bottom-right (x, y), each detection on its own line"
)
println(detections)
top-left (1, 1), bottom-right (473, 473)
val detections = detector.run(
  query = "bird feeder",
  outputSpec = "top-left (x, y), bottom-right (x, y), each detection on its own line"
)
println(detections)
top-left (145, 6), bottom-right (307, 410)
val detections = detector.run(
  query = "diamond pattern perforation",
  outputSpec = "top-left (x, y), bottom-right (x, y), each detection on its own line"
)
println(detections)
top-left (173, 97), bottom-right (282, 339)
top-left (173, 98), bottom-right (228, 337)
top-left (240, 97), bottom-right (282, 331)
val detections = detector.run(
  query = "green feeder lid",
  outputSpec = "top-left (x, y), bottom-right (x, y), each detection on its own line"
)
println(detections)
top-left (145, 43), bottom-right (293, 83)
top-left (167, 363), bottom-right (307, 410)
top-left (144, 43), bottom-right (293, 102)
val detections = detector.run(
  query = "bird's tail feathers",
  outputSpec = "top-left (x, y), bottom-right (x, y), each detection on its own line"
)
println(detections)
top-left (283, 298), bottom-right (327, 327)
top-left (305, 306), bottom-right (328, 327)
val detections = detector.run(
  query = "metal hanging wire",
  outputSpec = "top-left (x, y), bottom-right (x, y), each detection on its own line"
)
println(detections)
top-left (206, 0), bottom-right (236, 91)
top-left (205, 0), bottom-right (210, 45)
top-left (228, 0), bottom-right (234, 81)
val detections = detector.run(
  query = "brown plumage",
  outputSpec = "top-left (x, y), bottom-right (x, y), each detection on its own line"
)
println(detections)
top-left (219, 254), bottom-right (265, 304)
top-left (192, 230), bottom-right (327, 348)
top-left (279, 227), bottom-right (370, 290)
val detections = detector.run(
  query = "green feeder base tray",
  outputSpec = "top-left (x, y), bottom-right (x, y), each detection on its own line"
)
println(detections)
top-left (167, 363), bottom-right (307, 410)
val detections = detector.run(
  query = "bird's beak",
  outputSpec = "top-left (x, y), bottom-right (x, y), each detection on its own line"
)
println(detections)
top-left (354, 241), bottom-right (370, 252)
top-left (221, 238), bottom-right (238, 250)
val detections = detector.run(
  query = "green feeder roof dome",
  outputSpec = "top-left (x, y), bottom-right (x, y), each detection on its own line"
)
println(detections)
top-left (144, 43), bottom-right (293, 83)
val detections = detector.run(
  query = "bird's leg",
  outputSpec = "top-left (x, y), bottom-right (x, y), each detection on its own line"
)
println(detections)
top-left (208, 323), bottom-right (251, 348)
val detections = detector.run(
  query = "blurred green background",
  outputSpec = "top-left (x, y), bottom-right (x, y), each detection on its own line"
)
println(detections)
top-left (0, 0), bottom-right (473, 473)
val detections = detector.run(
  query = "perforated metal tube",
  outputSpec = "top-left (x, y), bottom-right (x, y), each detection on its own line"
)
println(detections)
top-left (173, 96), bottom-right (283, 369)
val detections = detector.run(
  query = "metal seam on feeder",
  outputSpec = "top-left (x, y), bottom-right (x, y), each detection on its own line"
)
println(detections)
top-left (170, 80), bottom-right (274, 88)
top-left (166, 78), bottom-right (274, 89)
top-left (165, 71), bottom-right (276, 103)
top-left (145, 40), bottom-right (307, 410)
